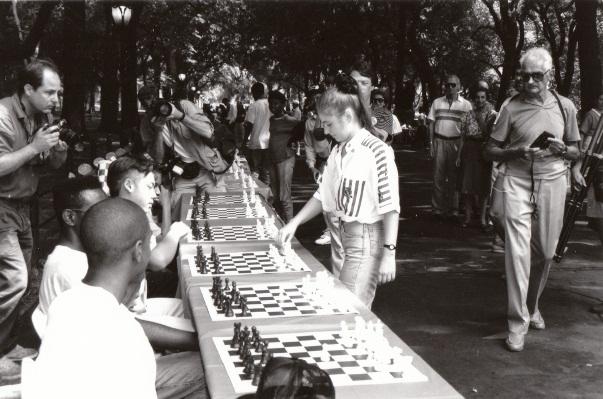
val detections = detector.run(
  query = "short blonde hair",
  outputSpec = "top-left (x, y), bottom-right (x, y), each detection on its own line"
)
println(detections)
top-left (520, 47), bottom-right (553, 71)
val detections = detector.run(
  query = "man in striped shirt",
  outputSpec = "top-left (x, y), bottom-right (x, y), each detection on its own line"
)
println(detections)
top-left (427, 75), bottom-right (472, 218)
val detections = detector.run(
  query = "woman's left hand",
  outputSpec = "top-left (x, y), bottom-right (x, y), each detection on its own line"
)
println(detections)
top-left (378, 252), bottom-right (396, 285)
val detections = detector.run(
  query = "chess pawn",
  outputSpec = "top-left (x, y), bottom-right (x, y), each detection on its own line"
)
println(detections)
top-left (224, 278), bottom-right (230, 291)
top-left (243, 356), bottom-right (254, 379)
top-left (224, 297), bottom-right (234, 317)
top-left (230, 323), bottom-right (241, 348)
top-left (251, 363), bottom-right (262, 386)
top-left (260, 346), bottom-right (271, 367)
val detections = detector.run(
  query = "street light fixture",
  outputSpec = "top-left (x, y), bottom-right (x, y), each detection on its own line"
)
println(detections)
top-left (111, 5), bottom-right (132, 27)
top-left (178, 73), bottom-right (186, 82)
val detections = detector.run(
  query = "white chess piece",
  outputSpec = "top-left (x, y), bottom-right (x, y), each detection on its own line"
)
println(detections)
top-left (320, 347), bottom-right (331, 362)
top-left (245, 204), bottom-right (252, 218)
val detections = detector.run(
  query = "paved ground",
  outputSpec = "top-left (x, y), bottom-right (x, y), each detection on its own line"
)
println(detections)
top-left (2, 142), bottom-right (603, 398)
top-left (295, 144), bottom-right (603, 399)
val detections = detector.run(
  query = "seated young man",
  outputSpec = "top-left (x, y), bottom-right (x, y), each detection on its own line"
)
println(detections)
top-left (37, 178), bottom-right (204, 399)
top-left (30, 198), bottom-right (206, 399)
top-left (106, 156), bottom-right (192, 330)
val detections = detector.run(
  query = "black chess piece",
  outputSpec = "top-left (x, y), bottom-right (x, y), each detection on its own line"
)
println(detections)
top-left (214, 292), bottom-right (221, 308)
top-left (251, 363), bottom-right (262, 386)
top-left (230, 323), bottom-right (241, 348)
top-left (243, 356), bottom-right (253, 378)
top-left (251, 326), bottom-right (258, 343)
top-left (240, 297), bottom-right (251, 316)
top-left (225, 297), bottom-right (234, 317)
top-left (260, 347), bottom-right (271, 367)
top-left (231, 282), bottom-right (237, 297)
top-left (211, 246), bottom-right (217, 262)
top-left (224, 278), bottom-right (230, 292)
top-left (204, 192), bottom-right (210, 203)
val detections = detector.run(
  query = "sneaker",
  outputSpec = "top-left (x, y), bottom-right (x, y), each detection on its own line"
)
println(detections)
top-left (505, 334), bottom-right (525, 352)
top-left (530, 314), bottom-right (546, 330)
top-left (314, 231), bottom-right (331, 246)
top-left (4, 344), bottom-right (37, 361)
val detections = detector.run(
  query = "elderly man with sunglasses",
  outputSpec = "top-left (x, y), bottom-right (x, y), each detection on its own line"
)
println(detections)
top-left (427, 74), bottom-right (473, 219)
top-left (484, 47), bottom-right (580, 352)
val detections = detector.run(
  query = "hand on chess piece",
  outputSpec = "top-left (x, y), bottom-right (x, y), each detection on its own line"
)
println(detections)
top-left (276, 222), bottom-right (298, 252)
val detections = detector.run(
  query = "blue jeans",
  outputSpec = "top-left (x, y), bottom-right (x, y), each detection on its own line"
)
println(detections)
top-left (250, 149), bottom-right (271, 186)
top-left (270, 156), bottom-right (295, 223)
top-left (0, 198), bottom-right (32, 350)
top-left (339, 220), bottom-right (384, 308)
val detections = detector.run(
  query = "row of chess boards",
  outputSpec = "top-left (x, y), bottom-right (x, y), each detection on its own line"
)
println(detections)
top-left (177, 156), bottom-right (459, 399)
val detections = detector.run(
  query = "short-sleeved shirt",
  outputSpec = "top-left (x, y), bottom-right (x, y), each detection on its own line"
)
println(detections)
top-left (268, 115), bottom-right (298, 163)
top-left (313, 128), bottom-right (400, 223)
top-left (31, 285), bottom-right (157, 399)
top-left (427, 95), bottom-right (473, 138)
top-left (304, 114), bottom-right (332, 165)
top-left (245, 98), bottom-right (271, 150)
top-left (490, 91), bottom-right (580, 179)
top-left (0, 94), bottom-right (51, 199)
top-left (580, 109), bottom-right (601, 137)
top-left (160, 100), bottom-right (226, 172)
top-left (38, 245), bottom-right (88, 315)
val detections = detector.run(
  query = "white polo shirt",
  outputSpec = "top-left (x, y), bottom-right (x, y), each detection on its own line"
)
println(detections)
top-left (245, 98), bottom-right (271, 149)
top-left (313, 128), bottom-right (400, 223)
top-left (427, 95), bottom-right (473, 138)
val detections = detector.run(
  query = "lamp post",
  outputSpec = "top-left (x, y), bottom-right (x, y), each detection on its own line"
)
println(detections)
top-left (111, 4), bottom-right (132, 147)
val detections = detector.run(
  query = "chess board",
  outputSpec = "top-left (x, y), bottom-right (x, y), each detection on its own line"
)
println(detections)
top-left (199, 282), bottom-right (357, 321)
top-left (189, 225), bottom-right (271, 242)
top-left (213, 330), bottom-right (428, 394)
top-left (187, 250), bottom-right (311, 276)
top-left (190, 194), bottom-right (260, 206)
top-left (186, 206), bottom-right (264, 220)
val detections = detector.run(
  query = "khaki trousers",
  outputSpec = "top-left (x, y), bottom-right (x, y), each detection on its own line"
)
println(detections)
top-left (432, 137), bottom-right (460, 215)
top-left (502, 173), bottom-right (566, 337)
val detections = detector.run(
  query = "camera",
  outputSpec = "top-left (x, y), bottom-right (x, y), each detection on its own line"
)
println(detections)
top-left (53, 119), bottom-right (84, 150)
top-left (151, 99), bottom-right (174, 118)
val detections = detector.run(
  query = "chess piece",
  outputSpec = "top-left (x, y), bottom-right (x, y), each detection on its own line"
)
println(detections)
top-left (211, 246), bottom-right (217, 261)
top-left (224, 278), bottom-right (230, 292)
top-left (240, 297), bottom-right (251, 316)
top-left (204, 192), bottom-right (210, 203)
top-left (260, 346), bottom-right (271, 367)
top-left (233, 290), bottom-right (240, 305)
top-left (225, 297), bottom-right (234, 317)
top-left (252, 363), bottom-right (262, 386)
top-left (243, 356), bottom-right (254, 378)
top-left (231, 282), bottom-right (237, 298)
top-left (231, 323), bottom-right (241, 348)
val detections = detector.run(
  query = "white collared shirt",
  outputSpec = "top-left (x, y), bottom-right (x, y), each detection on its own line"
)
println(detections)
top-left (313, 129), bottom-right (400, 223)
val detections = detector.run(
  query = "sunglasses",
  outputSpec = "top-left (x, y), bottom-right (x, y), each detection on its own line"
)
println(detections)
top-left (372, 98), bottom-right (385, 103)
top-left (445, 83), bottom-right (457, 88)
top-left (521, 70), bottom-right (549, 82)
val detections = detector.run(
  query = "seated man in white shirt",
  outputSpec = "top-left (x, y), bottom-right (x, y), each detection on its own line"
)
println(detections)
top-left (30, 198), bottom-right (160, 398)
top-left (106, 156), bottom-right (192, 328)
top-left (37, 178), bottom-right (205, 399)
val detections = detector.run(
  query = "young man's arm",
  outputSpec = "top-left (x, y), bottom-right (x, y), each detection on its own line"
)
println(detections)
top-left (137, 319), bottom-right (199, 352)
top-left (148, 222), bottom-right (189, 271)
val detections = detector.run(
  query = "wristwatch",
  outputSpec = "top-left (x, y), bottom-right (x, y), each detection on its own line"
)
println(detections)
top-left (383, 244), bottom-right (396, 251)
top-left (177, 112), bottom-right (186, 122)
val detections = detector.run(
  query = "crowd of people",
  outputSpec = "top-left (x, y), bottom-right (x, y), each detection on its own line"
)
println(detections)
top-left (0, 44), bottom-right (601, 397)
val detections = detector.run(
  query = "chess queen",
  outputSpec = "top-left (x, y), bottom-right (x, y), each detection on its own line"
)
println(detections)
top-left (277, 73), bottom-right (400, 308)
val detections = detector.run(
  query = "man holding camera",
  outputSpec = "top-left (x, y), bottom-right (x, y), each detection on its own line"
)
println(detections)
top-left (484, 48), bottom-right (580, 352)
top-left (0, 59), bottom-right (67, 353)
top-left (138, 85), bottom-right (218, 220)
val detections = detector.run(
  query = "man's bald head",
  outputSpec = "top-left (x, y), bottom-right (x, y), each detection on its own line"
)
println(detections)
top-left (81, 198), bottom-right (151, 271)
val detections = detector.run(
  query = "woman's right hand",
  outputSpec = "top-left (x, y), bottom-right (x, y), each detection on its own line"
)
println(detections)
top-left (276, 222), bottom-right (298, 250)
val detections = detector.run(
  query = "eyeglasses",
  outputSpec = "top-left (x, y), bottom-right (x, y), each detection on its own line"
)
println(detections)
top-left (445, 83), bottom-right (457, 88)
top-left (372, 98), bottom-right (385, 103)
top-left (520, 70), bottom-right (549, 82)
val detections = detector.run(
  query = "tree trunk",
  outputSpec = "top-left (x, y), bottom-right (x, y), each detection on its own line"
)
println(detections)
top-left (393, 2), bottom-right (408, 119)
top-left (575, 0), bottom-right (601, 111)
top-left (560, 22), bottom-right (577, 96)
top-left (99, 4), bottom-right (119, 148)
top-left (61, 1), bottom-right (87, 134)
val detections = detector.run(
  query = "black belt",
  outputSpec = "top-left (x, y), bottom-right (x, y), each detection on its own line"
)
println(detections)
top-left (434, 134), bottom-right (460, 141)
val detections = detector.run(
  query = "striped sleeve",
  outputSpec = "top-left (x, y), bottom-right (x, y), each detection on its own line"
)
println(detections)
top-left (361, 137), bottom-right (400, 214)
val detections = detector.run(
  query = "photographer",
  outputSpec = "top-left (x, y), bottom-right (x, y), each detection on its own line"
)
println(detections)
top-left (138, 85), bottom-right (218, 221)
top-left (0, 59), bottom-right (67, 353)
top-left (484, 48), bottom-right (580, 353)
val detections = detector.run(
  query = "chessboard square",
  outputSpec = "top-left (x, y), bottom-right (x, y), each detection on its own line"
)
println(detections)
top-left (267, 311), bottom-right (285, 316)
top-left (304, 345), bottom-right (323, 352)
top-left (270, 347), bottom-right (288, 354)
top-left (255, 289), bottom-right (270, 294)
top-left (323, 368), bottom-right (345, 376)
top-left (390, 371), bottom-right (404, 379)
top-left (319, 339), bottom-right (338, 345)
top-left (265, 337), bottom-right (280, 343)
top-left (293, 301), bottom-right (311, 307)
top-left (299, 309), bottom-right (318, 315)
top-left (234, 361), bottom-right (245, 368)
top-left (280, 307), bottom-right (297, 311)
top-left (239, 374), bottom-right (252, 381)
top-left (288, 295), bottom-right (304, 300)
top-left (349, 373), bottom-right (372, 381)
top-left (339, 360), bottom-right (360, 368)
top-left (282, 341), bottom-right (303, 347)
top-left (328, 350), bottom-right (348, 356)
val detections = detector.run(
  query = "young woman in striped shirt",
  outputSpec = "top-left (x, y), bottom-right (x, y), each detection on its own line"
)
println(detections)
top-left (277, 74), bottom-right (400, 308)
